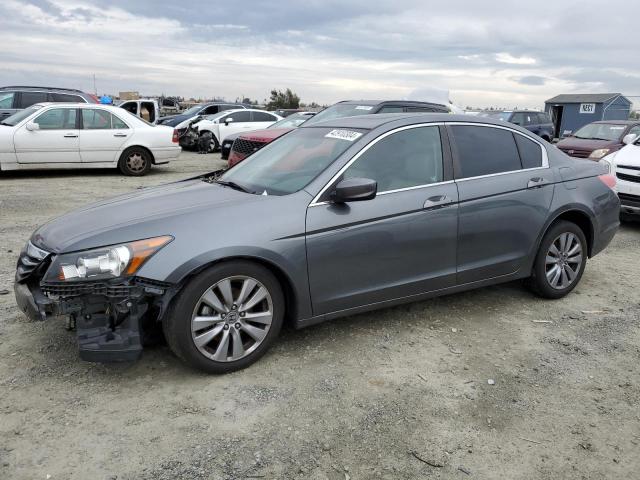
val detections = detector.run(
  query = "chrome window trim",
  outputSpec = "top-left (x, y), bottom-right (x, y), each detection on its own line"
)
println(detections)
top-left (309, 122), bottom-right (446, 206)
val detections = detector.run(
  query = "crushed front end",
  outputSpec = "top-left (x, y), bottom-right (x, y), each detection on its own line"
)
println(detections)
top-left (14, 238), bottom-right (175, 362)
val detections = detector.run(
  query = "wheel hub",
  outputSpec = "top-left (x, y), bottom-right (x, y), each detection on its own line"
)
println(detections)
top-left (190, 275), bottom-right (273, 362)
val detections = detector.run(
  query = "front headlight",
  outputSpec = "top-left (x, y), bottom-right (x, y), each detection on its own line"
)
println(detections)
top-left (45, 236), bottom-right (173, 282)
top-left (589, 148), bottom-right (610, 159)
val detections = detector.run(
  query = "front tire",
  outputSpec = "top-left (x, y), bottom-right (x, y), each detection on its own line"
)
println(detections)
top-left (163, 261), bottom-right (284, 373)
top-left (529, 220), bottom-right (587, 299)
top-left (118, 147), bottom-right (152, 176)
top-left (200, 131), bottom-right (219, 153)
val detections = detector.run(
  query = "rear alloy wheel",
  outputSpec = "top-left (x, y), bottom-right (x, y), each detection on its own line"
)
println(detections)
top-left (530, 220), bottom-right (587, 299)
top-left (118, 147), bottom-right (152, 176)
top-left (163, 261), bottom-right (284, 373)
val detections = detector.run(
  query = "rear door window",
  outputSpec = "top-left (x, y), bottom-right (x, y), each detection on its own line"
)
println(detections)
top-left (111, 114), bottom-right (129, 129)
top-left (450, 125), bottom-right (522, 179)
top-left (252, 111), bottom-right (278, 122)
top-left (0, 92), bottom-right (15, 109)
top-left (82, 109), bottom-right (114, 129)
top-left (18, 91), bottom-right (48, 109)
top-left (510, 112), bottom-right (526, 126)
top-left (514, 134), bottom-right (543, 169)
top-left (51, 93), bottom-right (84, 103)
top-left (35, 108), bottom-right (77, 129)
top-left (229, 111), bottom-right (252, 122)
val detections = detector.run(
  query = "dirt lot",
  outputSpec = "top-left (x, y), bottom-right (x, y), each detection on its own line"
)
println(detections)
top-left (1, 152), bottom-right (639, 480)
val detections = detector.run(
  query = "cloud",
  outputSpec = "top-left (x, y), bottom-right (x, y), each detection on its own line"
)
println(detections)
top-left (495, 53), bottom-right (537, 65)
top-left (517, 75), bottom-right (547, 86)
top-left (0, 0), bottom-right (639, 108)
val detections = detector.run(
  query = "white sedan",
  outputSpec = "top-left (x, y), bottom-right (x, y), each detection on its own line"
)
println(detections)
top-left (179, 108), bottom-right (282, 151)
top-left (600, 132), bottom-right (640, 220)
top-left (0, 103), bottom-right (181, 176)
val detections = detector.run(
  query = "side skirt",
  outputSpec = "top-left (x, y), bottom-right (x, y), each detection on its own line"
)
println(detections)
top-left (295, 270), bottom-right (529, 329)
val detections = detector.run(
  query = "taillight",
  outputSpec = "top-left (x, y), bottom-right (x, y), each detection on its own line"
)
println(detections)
top-left (598, 173), bottom-right (616, 189)
top-left (172, 129), bottom-right (179, 143)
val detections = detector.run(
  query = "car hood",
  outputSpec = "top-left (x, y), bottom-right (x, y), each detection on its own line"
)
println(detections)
top-left (240, 127), bottom-right (294, 142)
top-left (610, 144), bottom-right (640, 167)
top-left (556, 137), bottom-right (618, 151)
top-left (32, 178), bottom-right (262, 253)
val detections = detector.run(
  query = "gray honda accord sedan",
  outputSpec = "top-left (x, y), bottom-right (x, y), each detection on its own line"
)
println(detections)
top-left (14, 114), bottom-right (620, 372)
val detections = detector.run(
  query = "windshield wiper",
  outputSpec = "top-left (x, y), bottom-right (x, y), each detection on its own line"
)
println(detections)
top-left (0, 122), bottom-right (11, 126)
top-left (215, 180), bottom-right (254, 194)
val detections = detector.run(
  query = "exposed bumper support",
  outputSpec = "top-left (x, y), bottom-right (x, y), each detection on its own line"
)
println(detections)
top-left (14, 278), bottom-right (173, 363)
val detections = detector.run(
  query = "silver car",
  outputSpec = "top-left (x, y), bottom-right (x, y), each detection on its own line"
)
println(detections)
top-left (14, 114), bottom-right (620, 372)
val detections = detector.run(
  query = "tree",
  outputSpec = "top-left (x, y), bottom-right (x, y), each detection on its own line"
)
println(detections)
top-left (266, 88), bottom-right (300, 109)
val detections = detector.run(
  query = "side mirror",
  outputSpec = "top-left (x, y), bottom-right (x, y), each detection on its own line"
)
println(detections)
top-left (224, 117), bottom-right (234, 125)
top-left (25, 122), bottom-right (39, 131)
top-left (331, 177), bottom-right (377, 203)
top-left (622, 133), bottom-right (638, 145)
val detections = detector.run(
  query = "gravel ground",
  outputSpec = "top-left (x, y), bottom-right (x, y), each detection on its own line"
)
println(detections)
top-left (1, 152), bottom-right (639, 479)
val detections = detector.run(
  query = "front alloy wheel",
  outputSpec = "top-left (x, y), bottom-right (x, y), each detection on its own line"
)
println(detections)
top-left (163, 261), bottom-right (284, 373)
top-left (191, 276), bottom-right (273, 362)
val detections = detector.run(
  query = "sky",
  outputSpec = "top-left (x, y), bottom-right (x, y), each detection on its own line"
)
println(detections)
top-left (1, 0), bottom-right (639, 109)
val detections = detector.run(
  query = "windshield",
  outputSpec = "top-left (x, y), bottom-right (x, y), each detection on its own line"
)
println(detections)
top-left (573, 123), bottom-right (627, 141)
top-left (182, 105), bottom-right (203, 116)
top-left (482, 111), bottom-right (512, 121)
top-left (269, 113), bottom-right (311, 129)
top-left (1, 105), bottom-right (42, 126)
top-left (303, 104), bottom-right (375, 126)
top-left (219, 127), bottom-right (366, 195)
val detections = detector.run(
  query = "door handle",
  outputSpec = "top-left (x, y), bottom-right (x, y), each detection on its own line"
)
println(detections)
top-left (63, 133), bottom-right (78, 138)
top-left (113, 133), bottom-right (128, 137)
top-left (423, 194), bottom-right (452, 210)
top-left (527, 177), bottom-right (549, 189)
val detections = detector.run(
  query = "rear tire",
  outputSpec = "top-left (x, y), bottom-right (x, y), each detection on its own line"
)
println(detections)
top-left (163, 261), bottom-right (284, 373)
top-left (529, 220), bottom-right (587, 299)
top-left (118, 147), bottom-right (152, 176)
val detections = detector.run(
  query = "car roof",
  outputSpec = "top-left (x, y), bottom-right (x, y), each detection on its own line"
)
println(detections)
top-left (32, 102), bottom-right (123, 111)
top-left (300, 112), bottom-right (491, 130)
top-left (0, 85), bottom-right (86, 93)
top-left (337, 99), bottom-right (446, 107)
top-left (591, 120), bottom-right (639, 125)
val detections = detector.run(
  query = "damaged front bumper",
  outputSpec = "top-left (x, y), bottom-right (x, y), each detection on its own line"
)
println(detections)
top-left (14, 276), bottom-right (174, 363)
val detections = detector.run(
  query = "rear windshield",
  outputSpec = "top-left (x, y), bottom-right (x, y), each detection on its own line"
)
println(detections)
top-left (0, 105), bottom-right (42, 126)
top-left (573, 123), bottom-right (627, 141)
top-left (219, 127), bottom-right (365, 195)
top-left (303, 104), bottom-right (376, 126)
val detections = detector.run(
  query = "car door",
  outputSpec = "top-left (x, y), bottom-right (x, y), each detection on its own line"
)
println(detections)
top-left (218, 111), bottom-right (253, 141)
top-left (447, 123), bottom-right (554, 284)
top-left (13, 107), bottom-right (81, 163)
top-left (79, 108), bottom-right (131, 163)
top-left (306, 125), bottom-right (458, 315)
top-left (251, 111), bottom-right (280, 129)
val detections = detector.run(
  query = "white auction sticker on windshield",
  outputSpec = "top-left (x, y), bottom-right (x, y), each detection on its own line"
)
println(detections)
top-left (354, 105), bottom-right (373, 110)
top-left (325, 129), bottom-right (363, 141)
